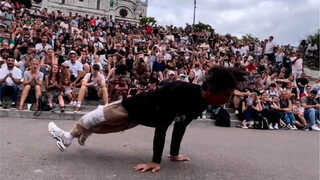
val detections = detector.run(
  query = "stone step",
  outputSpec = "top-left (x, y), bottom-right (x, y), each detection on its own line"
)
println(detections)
top-left (0, 109), bottom-right (241, 127)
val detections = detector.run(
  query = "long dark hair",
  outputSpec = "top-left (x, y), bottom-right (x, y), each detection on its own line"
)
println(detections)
top-left (202, 67), bottom-right (248, 94)
top-left (48, 64), bottom-right (61, 83)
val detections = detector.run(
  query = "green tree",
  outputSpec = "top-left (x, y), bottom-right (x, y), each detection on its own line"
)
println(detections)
top-left (139, 17), bottom-right (157, 27)
top-left (193, 22), bottom-right (214, 32)
top-left (241, 34), bottom-right (259, 44)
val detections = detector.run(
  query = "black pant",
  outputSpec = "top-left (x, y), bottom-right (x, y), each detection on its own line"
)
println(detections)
top-left (261, 109), bottom-right (280, 124)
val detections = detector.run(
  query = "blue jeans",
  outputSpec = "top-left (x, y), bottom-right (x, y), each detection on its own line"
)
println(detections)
top-left (285, 111), bottom-right (296, 125)
top-left (304, 108), bottom-right (320, 126)
top-left (0, 84), bottom-right (19, 102)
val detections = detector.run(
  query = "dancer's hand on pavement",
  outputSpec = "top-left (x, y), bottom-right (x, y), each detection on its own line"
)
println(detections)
top-left (133, 162), bottom-right (160, 173)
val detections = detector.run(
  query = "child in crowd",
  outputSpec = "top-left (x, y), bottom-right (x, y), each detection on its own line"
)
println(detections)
top-left (293, 99), bottom-right (309, 130)
top-left (61, 78), bottom-right (77, 106)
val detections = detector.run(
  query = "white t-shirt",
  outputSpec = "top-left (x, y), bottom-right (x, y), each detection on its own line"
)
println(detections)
top-left (65, 60), bottom-right (83, 77)
top-left (0, 66), bottom-right (21, 86)
top-left (265, 41), bottom-right (276, 54)
top-left (35, 43), bottom-right (53, 57)
top-left (290, 57), bottom-right (303, 71)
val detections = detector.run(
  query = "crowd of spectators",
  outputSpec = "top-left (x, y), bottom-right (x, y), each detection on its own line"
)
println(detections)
top-left (0, 1), bottom-right (319, 130)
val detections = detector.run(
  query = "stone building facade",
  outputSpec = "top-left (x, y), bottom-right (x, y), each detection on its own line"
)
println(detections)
top-left (40, 0), bottom-right (148, 23)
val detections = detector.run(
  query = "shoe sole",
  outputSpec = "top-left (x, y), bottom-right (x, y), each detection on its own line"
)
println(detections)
top-left (48, 122), bottom-right (67, 151)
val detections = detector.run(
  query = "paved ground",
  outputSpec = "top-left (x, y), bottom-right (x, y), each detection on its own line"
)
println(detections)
top-left (0, 117), bottom-right (319, 180)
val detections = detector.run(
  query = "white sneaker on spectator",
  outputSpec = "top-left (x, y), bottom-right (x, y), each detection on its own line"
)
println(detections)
top-left (292, 125), bottom-right (297, 130)
top-left (234, 110), bottom-right (239, 115)
top-left (268, 123), bottom-right (274, 130)
top-left (311, 125), bottom-right (320, 131)
top-left (274, 123), bottom-right (279, 130)
top-left (69, 101), bottom-right (74, 105)
top-left (241, 124), bottom-right (248, 129)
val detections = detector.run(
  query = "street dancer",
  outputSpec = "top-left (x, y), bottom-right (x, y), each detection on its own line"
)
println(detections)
top-left (48, 67), bottom-right (247, 173)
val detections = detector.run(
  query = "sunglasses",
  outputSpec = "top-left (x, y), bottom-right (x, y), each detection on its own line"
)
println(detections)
top-left (93, 68), bottom-right (100, 71)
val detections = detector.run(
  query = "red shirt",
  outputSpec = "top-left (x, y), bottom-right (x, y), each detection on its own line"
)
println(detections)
top-left (145, 26), bottom-right (153, 34)
top-left (245, 65), bottom-right (256, 72)
top-left (89, 19), bottom-right (96, 26)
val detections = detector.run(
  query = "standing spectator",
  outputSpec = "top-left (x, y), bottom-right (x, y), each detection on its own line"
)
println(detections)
top-left (290, 52), bottom-right (303, 80)
top-left (0, 56), bottom-right (21, 108)
top-left (305, 41), bottom-right (318, 58)
top-left (264, 36), bottom-right (277, 63)
top-left (301, 90), bottom-right (320, 131)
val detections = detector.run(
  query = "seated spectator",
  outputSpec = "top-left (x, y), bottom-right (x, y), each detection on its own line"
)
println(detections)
top-left (300, 85), bottom-right (312, 99)
top-left (40, 48), bottom-right (58, 76)
top-left (75, 64), bottom-right (108, 112)
top-left (232, 82), bottom-right (251, 114)
top-left (301, 90), bottom-right (320, 131)
top-left (267, 83), bottom-right (279, 98)
top-left (240, 93), bottom-right (262, 128)
top-left (19, 44), bottom-right (40, 78)
top-left (61, 77), bottom-right (77, 106)
top-left (45, 64), bottom-right (65, 112)
top-left (18, 59), bottom-right (43, 110)
top-left (296, 72), bottom-right (309, 95)
top-left (292, 99), bottom-right (309, 130)
top-left (260, 92), bottom-right (280, 129)
top-left (186, 71), bottom-right (198, 84)
top-left (35, 34), bottom-right (52, 59)
top-left (245, 59), bottom-right (256, 72)
top-left (0, 56), bottom-right (21, 108)
top-left (61, 50), bottom-right (83, 87)
top-left (248, 81), bottom-right (260, 96)
top-left (279, 91), bottom-right (297, 130)
top-left (114, 76), bottom-right (128, 101)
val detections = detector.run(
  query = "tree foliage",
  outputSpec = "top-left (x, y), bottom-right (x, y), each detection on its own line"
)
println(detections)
top-left (139, 17), bottom-right (157, 27)
top-left (193, 22), bottom-right (214, 32)
top-left (241, 34), bottom-right (259, 44)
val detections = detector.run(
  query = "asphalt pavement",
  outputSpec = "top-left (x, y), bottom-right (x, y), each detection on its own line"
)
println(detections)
top-left (0, 117), bottom-right (319, 180)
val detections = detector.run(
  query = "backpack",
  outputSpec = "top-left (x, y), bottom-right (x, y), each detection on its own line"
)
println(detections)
top-left (34, 96), bottom-right (50, 116)
top-left (215, 108), bottom-right (231, 127)
top-left (253, 114), bottom-right (269, 129)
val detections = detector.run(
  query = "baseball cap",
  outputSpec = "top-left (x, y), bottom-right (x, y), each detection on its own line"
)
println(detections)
top-left (168, 70), bottom-right (175, 76)
top-left (179, 74), bottom-right (186, 78)
top-left (310, 89), bottom-right (318, 95)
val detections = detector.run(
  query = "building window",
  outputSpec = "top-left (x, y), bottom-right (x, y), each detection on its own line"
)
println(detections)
top-left (119, 8), bottom-right (128, 18)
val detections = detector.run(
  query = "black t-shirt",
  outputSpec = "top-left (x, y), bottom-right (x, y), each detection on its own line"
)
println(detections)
top-left (121, 81), bottom-right (208, 163)
top-left (296, 78), bottom-right (309, 86)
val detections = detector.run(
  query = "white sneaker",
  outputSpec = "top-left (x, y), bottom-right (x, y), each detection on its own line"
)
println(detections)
top-left (292, 125), bottom-right (297, 130)
top-left (202, 114), bottom-right (206, 119)
top-left (48, 122), bottom-right (69, 151)
top-left (311, 125), bottom-right (320, 131)
top-left (268, 123), bottom-right (274, 130)
top-left (274, 123), bottom-right (279, 130)
top-left (234, 110), bottom-right (239, 115)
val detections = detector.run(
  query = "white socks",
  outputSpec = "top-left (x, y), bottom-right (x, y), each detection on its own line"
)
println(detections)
top-left (64, 132), bottom-right (74, 145)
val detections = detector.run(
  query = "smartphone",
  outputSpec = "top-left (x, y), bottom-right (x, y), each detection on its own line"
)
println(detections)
top-left (248, 98), bottom-right (253, 106)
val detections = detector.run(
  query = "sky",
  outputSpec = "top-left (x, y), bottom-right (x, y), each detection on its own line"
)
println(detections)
top-left (147, 0), bottom-right (319, 46)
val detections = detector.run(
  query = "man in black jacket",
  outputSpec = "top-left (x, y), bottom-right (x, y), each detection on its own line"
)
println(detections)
top-left (48, 67), bottom-right (247, 173)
